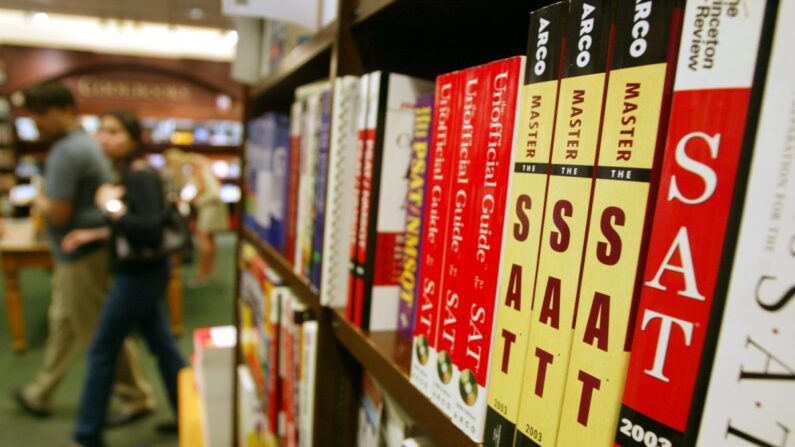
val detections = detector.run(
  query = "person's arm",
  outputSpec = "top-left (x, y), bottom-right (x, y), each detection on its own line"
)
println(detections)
top-left (61, 227), bottom-right (110, 253)
top-left (43, 146), bottom-right (78, 229)
top-left (112, 170), bottom-right (164, 249)
top-left (33, 196), bottom-right (73, 228)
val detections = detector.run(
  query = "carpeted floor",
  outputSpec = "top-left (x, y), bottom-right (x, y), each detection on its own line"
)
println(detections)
top-left (0, 233), bottom-right (237, 447)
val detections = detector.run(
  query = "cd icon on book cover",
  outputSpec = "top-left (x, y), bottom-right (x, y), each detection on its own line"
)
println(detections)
top-left (415, 335), bottom-right (429, 365)
top-left (459, 369), bottom-right (478, 406)
top-left (437, 351), bottom-right (453, 384)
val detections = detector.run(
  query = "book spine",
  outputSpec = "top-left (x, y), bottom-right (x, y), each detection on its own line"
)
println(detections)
top-left (303, 92), bottom-right (324, 281)
top-left (272, 115), bottom-right (291, 253)
top-left (353, 71), bottom-right (383, 328)
top-left (311, 91), bottom-right (332, 290)
top-left (557, 0), bottom-right (682, 445)
top-left (286, 101), bottom-right (303, 265)
top-left (297, 310), bottom-right (318, 447)
top-left (398, 94), bottom-right (434, 339)
top-left (514, 0), bottom-right (616, 445)
top-left (696, 2), bottom-right (793, 445)
top-left (453, 55), bottom-right (526, 443)
top-left (348, 72), bottom-right (380, 327)
top-left (292, 304), bottom-right (307, 447)
top-left (244, 118), bottom-right (260, 235)
top-left (259, 115), bottom-right (276, 244)
top-left (485, 4), bottom-right (567, 446)
top-left (293, 97), bottom-right (311, 274)
top-left (268, 282), bottom-right (284, 437)
top-left (410, 71), bottom-right (461, 398)
top-left (299, 317), bottom-right (318, 447)
top-left (348, 73), bottom-right (372, 323)
top-left (362, 74), bottom-right (435, 332)
top-left (616, 2), bottom-right (771, 446)
top-left (431, 65), bottom-right (484, 419)
top-left (321, 76), bottom-right (361, 307)
top-left (280, 292), bottom-right (297, 447)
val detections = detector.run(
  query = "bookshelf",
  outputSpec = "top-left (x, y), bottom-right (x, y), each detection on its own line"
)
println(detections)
top-left (236, 1), bottom-right (551, 446)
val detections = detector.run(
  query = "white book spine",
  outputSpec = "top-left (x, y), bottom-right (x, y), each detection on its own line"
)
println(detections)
top-left (697, 1), bottom-right (795, 445)
top-left (368, 72), bottom-right (434, 331)
top-left (320, 75), bottom-right (361, 307)
top-left (299, 319), bottom-right (319, 447)
top-left (291, 100), bottom-right (306, 271)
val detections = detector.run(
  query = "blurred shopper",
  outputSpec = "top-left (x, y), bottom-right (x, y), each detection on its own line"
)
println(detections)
top-left (13, 83), bottom-right (155, 424)
top-left (165, 149), bottom-right (228, 286)
top-left (63, 111), bottom-right (186, 447)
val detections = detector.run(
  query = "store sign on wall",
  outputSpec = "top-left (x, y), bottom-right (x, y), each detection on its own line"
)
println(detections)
top-left (76, 75), bottom-right (192, 101)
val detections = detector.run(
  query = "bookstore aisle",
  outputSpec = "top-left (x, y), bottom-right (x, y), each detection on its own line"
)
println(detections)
top-left (0, 233), bottom-right (236, 446)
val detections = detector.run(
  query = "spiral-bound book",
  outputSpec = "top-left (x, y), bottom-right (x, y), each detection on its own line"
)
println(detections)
top-left (320, 76), bottom-right (362, 308)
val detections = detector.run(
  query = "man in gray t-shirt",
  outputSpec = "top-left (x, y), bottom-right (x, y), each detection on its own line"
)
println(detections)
top-left (44, 120), bottom-right (112, 261)
top-left (14, 83), bottom-right (155, 424)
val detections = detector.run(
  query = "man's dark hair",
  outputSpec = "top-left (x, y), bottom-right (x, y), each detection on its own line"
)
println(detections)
top-left (23, 82), bottom-right (76, 114)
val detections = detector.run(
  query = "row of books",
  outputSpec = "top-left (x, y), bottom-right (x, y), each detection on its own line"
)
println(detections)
top-left (242, 0), bottom-right (794, 444)
top-left (238, 241), bottom-right (319, 447)
top-left (406, 0), bottom-right (792, 445)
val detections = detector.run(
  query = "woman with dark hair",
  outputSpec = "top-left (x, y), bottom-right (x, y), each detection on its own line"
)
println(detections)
top-left (63, 110), bottom-right (186, 447)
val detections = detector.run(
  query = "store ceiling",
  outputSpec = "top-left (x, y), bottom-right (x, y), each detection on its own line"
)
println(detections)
top-left (0, 0), bottom-right (233, 29)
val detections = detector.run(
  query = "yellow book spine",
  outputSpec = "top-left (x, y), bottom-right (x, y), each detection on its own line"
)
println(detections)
top-left (558, 62), bottom-right (667, 447)
top-left (514, 71), bottom-right (607, 447)
top-left (486, 77), bottom-right (559, 445)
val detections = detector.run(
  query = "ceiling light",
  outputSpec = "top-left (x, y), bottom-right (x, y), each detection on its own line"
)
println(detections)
top-left (225, 30), bottom-right (238, 46)
top-left (30, 12), bottom-right (50, 27)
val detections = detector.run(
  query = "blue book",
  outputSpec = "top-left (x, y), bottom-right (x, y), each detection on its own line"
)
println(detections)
top-left (311, 90), bottom-right (332, 289)
top-left (269, 115), bottom-right (291, 252)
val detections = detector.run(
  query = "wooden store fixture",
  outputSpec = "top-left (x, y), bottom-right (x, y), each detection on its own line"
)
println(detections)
top-left (0, 44), bottom-right (244, 158)
top-left (236, 1), bottom-right (546, 445)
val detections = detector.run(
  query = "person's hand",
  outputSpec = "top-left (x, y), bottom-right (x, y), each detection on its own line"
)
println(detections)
top-left (62, 229), bottom-right (92, 253)
top-left (95, 184), bottom-right (127, 220)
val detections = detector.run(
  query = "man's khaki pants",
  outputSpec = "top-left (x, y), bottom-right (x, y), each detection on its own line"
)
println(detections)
top-left (22, 248), bottom-right (154, 411)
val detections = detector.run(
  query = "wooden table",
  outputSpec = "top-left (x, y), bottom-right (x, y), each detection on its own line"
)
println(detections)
top-left (0, 218), bottom-right (183, 353)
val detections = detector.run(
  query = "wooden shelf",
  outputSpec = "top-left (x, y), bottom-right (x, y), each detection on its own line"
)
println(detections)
top-left (241, 227), bottom-right (322, 313)
top-left (249, 24), bottom-right (336, 114)
top-left (352, 0), bottom-right (396, 24)
top-left (147, 143), bottom-right (242, 155)
top-left (331, 308), bottom-right (479, 447)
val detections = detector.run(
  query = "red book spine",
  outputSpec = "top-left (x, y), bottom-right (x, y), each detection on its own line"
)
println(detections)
top-left (433, 65), bottom-right (485, 417)
top-left (346, 75), bottom-right (371, 323)
top-left (617, 2), bottom-right (770, 445)
top-left (453, 56), bottom-right (525, 443)
top-left (410, 71), bottom-right (461, 397)
top-left (353, 127), bottom-right (376, 327)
